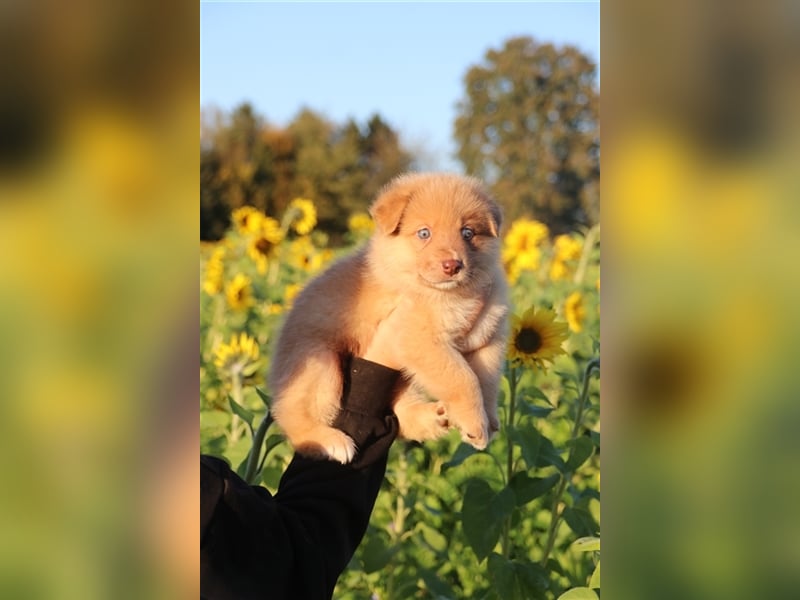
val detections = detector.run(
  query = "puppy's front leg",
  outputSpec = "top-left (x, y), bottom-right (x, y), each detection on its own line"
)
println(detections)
top-left (466, 331), bottom-right (507, 436)
top-left (407, 350), bottom-right (489, 449)
top-left (392, 385), bottom-right (450, 442)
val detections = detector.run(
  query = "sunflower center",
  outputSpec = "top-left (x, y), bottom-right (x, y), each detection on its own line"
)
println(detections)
top-left (255, 238), bottom-right (273, 255)
top-left (515, 327), bottom-right (542, 354)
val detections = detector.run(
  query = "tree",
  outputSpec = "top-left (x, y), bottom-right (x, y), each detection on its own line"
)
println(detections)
top-left (454, 37), bottom-right (599, 234)
top-left (200, 103), bottom-right (412, 241)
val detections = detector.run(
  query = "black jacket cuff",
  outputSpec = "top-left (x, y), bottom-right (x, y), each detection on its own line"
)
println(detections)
top-left (331, 356), bottom-right (401, 467)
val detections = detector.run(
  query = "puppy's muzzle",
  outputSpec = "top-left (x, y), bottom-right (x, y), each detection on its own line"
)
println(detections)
top-left (442, 259), bottom-right (464, 276)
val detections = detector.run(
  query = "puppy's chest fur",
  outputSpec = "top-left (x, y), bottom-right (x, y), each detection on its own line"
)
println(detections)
top-left (437, 287), bottom-right (508, 354)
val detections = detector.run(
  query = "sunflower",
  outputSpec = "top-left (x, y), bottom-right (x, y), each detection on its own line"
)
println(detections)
top-left (284, 197), bottom-right (317, 235)
top-left (503, 219), bottom-right (549, 260)
top-left (247, 217), bottom-right (284, 273)
top-left (202, 246), bottom-right (226, 295)
top-left (503, 218), bottom-right (549, 282)
top-left (286, 236), bottom-right (333, 273)
top-left (564, 291), bottom-right (586, 333)
top-left (213, 332), bottom-right (261, 380)
top-left (232, 205), bottom-right (265, 235)
top-left (549, 234), bottom-right (583, 281)
top-left (225, 273), bottom-right (254, 311)
top-left (505, 247), bottom-right (542, 283)
top-left (508, 306), bottom-right (570, 370)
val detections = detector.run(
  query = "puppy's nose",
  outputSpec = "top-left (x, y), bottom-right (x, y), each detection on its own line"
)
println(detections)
top-left (442, 259), bottom-right (464, 276)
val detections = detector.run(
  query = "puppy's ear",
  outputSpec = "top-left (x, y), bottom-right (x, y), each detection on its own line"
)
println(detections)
top-left (486, 201), bottom-right (503, 238)
top-left (369, 178), bottom-right (414, 235)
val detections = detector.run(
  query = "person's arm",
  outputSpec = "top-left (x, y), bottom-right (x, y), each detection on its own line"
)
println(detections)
top-left (200, 356), bottom-right (401, 600)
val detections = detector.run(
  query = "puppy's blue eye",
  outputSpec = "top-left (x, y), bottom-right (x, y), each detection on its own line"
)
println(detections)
top-left (461, 227), bottom-right (475, 241)
top-left (417, 228), bottom-right (431, 240)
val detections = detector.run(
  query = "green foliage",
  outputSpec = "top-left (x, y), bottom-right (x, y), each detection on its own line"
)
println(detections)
top-left (201, 195), bottom-right (600, 598)
top-left (201, 103), bottom-right (412, 241)
top-left (454, 36), bottom-right (599, 234)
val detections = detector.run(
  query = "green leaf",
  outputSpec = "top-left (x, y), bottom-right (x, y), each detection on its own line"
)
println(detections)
top-left (588, 429), bottom-right (600, 449)
top-left (488, 553), bottom-right (548, 600)
top-left (523, 386), bottom-right (552, 404)
top-left (562, 507), bottom-right (599, 538)
top-left (359, 531), bottom-right (398, 573)
top-left (557, 587), bottom-right (598, 600)
top-left (418, 568), bottom-right (455, 598)
top-left (444, 442), bottom-right (478, 470)
top-left (536, 434), bottom-right (567, 472)
top-left (589, 559), bottom-right (600, 589)
top-left (509, 472), bottom-right (560, 506)
top-left (555, 370), bottom-right (579, 384)
top-left (418, 523), bottom-right (448, 553)
top-left (240, 358), bottom-right (265, 377)
top-left (509, 426), bottom-right (541, 469)
top-left (263, 434), bottom-right (285, 458)
top-left (228, 394), bottom-right (254, 428)
top-left (565, 436), bottom-right (594, 472)
top-left (254, 386), bottom-right (272, 408)
top-left (516, 398), bottom-right (554, 418)
top-left (572, 536), bottom-right (600, 552)
top-left (462, 480), bottom-right (515, 561)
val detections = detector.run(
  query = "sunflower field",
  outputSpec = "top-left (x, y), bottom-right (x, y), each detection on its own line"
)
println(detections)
top-left (200, 198), bottom-right (600, 600)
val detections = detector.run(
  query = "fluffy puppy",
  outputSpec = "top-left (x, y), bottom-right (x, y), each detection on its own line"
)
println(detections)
top-left (269, 173), bottom-right (509, 463)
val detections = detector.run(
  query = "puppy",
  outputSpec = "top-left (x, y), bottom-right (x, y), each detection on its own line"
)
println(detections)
top-left (269, 173), bottom-right (509, 463)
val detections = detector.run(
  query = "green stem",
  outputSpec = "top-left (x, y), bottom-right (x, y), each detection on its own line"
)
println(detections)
top-left (387, 452), bottom-right (408, 599)
top-left (506, 364), bottom-right (518, 482)
top-left (539, 358), bottom-right (600, 567)
top-left (244, 412), bottom-right (273, 483)
top-left (573, 224), bottom-right (600, 286)
top-left (502, 363), bottom-right (519, 559)
top-left (230, 372), bottom-right (243, 443)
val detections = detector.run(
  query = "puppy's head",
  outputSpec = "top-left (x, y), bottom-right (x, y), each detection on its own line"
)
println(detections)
top-left (369, 173), bottom-right (502, 291)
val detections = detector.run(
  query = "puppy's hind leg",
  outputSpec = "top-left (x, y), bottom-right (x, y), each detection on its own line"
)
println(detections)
top-left (271, 352), bottom-right (356, 464)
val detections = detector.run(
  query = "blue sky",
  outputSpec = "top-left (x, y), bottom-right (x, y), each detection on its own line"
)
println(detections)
top-left (201, 1), bottom-right (599, 171)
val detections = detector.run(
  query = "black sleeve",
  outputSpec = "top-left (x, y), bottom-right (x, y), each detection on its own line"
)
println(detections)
top-left (200, 357), bottom-right (401, 600)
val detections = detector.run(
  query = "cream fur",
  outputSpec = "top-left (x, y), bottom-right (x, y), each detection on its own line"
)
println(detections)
top-left (269, 172), bottom-right (509, 463)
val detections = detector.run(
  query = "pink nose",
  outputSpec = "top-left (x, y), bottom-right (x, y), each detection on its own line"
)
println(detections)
top-left (442, 259), bottom-right (464, 276)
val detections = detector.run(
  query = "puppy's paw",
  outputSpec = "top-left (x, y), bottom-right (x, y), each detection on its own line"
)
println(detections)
top-left (296, 427), bottom-right (357, 464)
top-left (396, 401), bottom-right (450, 441)
top-left (454, 411), bottom-right (490, 450)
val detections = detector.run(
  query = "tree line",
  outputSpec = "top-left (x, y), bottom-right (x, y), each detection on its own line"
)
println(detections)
top-left (201, 36), bottom-right (598, 241)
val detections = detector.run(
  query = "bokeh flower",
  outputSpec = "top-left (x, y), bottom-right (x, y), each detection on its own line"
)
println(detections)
top-left (232, 205), bottom-right (265, 236)
top-left (202, 246), bottom-right (226, 295)
top-left (213, 332), bottom-right (261, 380)
top-left (503, 218), bottom-right (549, 282)
top-left (348, 211), bottom-right (374, 238)
top-left (247, 217), bottom-right (284, 274)
top-left (286, 236), bottom-right (333, 274)
top-left (284, 197), bottom-right (317, 235)
top-left (508, 306), bottom-right (569, 370)
top-left (565, 291), bottom-right (586, 333)
top-left (225, 273), bottom-right (255, 311)
top-left (284, 282), bottom-right (303, 305)
top-left (549, 234), bottom-right (583, 281)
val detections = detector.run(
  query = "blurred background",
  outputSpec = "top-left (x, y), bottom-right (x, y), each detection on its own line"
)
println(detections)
top-left (200, 3), bottom-right (601, 599)
top-left (1, 0), bottom-right (799, 597)
top-left (200, 2), bottom-right (600, 241)
top-left (605, 0), bottom-right (800, 598)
